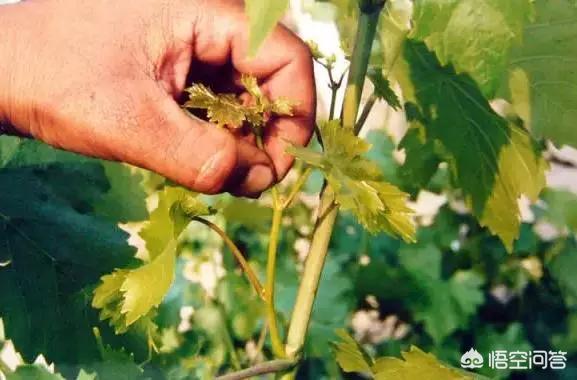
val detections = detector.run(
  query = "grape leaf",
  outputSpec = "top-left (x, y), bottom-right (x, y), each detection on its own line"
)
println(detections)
top-left (333, 329), bottom-right (374, 374)
top-left (548, 239), bottom-right (577, 307)
top-left (333, 331), bottom-right (477, 379)
top-left (0, 140), bottom-right (137, 363)
top-left (308, 257), bottom-right (355, 357)
top-left (93, 187), bottom-right (208, 332)
top-left (379, 0), bottom-right (413, 75)
top-left (400, 243), bottom-right (484, 343)
top-left (92, 162), bottom-right (148, 223)
top-left (221, 197), bottom-right (272, 231)
top-left (398, 127), bottom-right (441, 194)
top-left (184, 84), bottom-right (246, 128)
top-left (239, 74), bottom-right (294, 126)
top-left (184, 76), bottom-right (293, 129)
top-left (139, 187), bottom-right (198, 260)
top-left (372, 346), bottom-right (474, 380)
top-left (542, 190), bottom-right (577, 233)
top-left (474, 323), bottom-right (532, 379)
top-left (368, 69), bottom-right (401, 110)
top-left (7, 365), bottom-right (65, 380)
top-left (216, 273), bottom-right (263, 341)
top-left (75, 370), bottom-right (97, 380)
top-left (506, 0), bottom-right (577, 147)
top-left (85, 342), bottom-right (146, 380)
top-left (120, 239), bottom-right (178, 326)
top-left (0, 137), bottom-right (148, 224)
top-left (274, 253), bottom-right (354, 359)
top-left (245, 0), bottom-right (290, 57)
top-left (400, 42), bottom-right (547, 251)
top-left (0, 136), bottom-right (92, 169)
top-left (411, 0), bottom-right (533, 96)
top-left (329, 0), bottom-right (359, 55)
top-left (287, 121), bottom-right (415, 242)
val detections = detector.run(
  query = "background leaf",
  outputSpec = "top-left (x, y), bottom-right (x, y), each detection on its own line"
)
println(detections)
top-left (507, 0), bottom-right (577, 147)
top-left (245, 0), bottom-right (290, 57)
top-left (400, 41), bottom-right (547, 250)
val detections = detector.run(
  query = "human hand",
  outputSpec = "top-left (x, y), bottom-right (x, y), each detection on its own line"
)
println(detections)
top-left (0, 0), bottom-right (315, 196)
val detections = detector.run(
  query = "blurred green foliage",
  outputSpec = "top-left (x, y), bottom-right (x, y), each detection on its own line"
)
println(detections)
top-left (1, 0), bottom-right (577, 379)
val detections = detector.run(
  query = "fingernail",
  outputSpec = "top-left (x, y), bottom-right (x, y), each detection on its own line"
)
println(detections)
top-left (195, 150), bottom-right (227, 192)
top-left (244, 164), bottom-right (274, 193)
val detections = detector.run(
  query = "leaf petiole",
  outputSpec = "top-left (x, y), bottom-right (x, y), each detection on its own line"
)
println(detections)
top-left (192, 217), bottom-right (265, 300)
top-left (354, 92), bottom-right (377, 135)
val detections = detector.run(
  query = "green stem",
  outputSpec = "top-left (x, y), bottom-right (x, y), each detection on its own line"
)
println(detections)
top-left (341, 4), bottom-right (384, 130)
top-left (354, 92), bottom-right (377, 135)
top-left (329, 86), bottom-right (338, 120)
top-left (193, 217), bottom-right (265, 300)
top-left (217, 302), bottom-right (242, 371)
top-left (251, 321), bottom-right (268, 365)
top-left (283, 167), bottom-right (313, 209)
top-left (326, 65), bottom-right (347, 121)
top-left (266, 189), bottom-right (286, 358)
top-left (215, 359), bottom-right (296, 380)
top-left (283, 2), bottom-right (383, 367)
top-left (284, 187), bottom-right (338, 359)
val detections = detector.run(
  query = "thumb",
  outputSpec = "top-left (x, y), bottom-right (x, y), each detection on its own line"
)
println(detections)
top-left (121, 92), bottom-right (274, 195)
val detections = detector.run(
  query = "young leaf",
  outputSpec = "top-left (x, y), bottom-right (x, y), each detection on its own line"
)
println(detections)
top-left (93, 251), bottom-right (175, 332)
top-left (245, 0), bottom-right (290, 57)
top-left (372, 346), bottom-right (474, 380)
top-left (139, 187), bottom-right (200, 259)
top-left (184, 76), bottom-right (293, 130)
top-left (400, 42), bottom-right (547, 251)
top-left (507, 0), bottom-right (577, 147)
top-left (184, 84), bottom-right (246, 128)
top-left (287, 121), bottom-right (415, 242)
top-left (120, 239), bottom-right (178, 325)
top-left (93, 186), bottom-right (210, 332)
top-left (332, 329), bottom-right (374, 374)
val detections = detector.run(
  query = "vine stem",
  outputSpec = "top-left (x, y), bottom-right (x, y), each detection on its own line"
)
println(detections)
top-left (217, 301), bottom-right (242, 370)
top-left (321, 61), bottom-right (347, 121)
top-left (283, 167), bottom-right (312, 209)
top-left (255, 130), bottom-right (286, 358)
top-left (354, 92), bottom-right (377, 135)
top-left (282, 1), bottom-right (384, 370)
top-left (215, 359), bottom-right (296, 380)
top-left (266, 188), bottom-right (286, 358)
top-left (192, 217), bottom-right (265, 300)
top-left (284, 188), bottom-right (338, 359)
top-left (341, 4), bottom-right (384, 130)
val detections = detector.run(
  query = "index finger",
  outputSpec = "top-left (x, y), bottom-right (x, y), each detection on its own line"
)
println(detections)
top-left (191, 0), bottom-right (316, 180)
